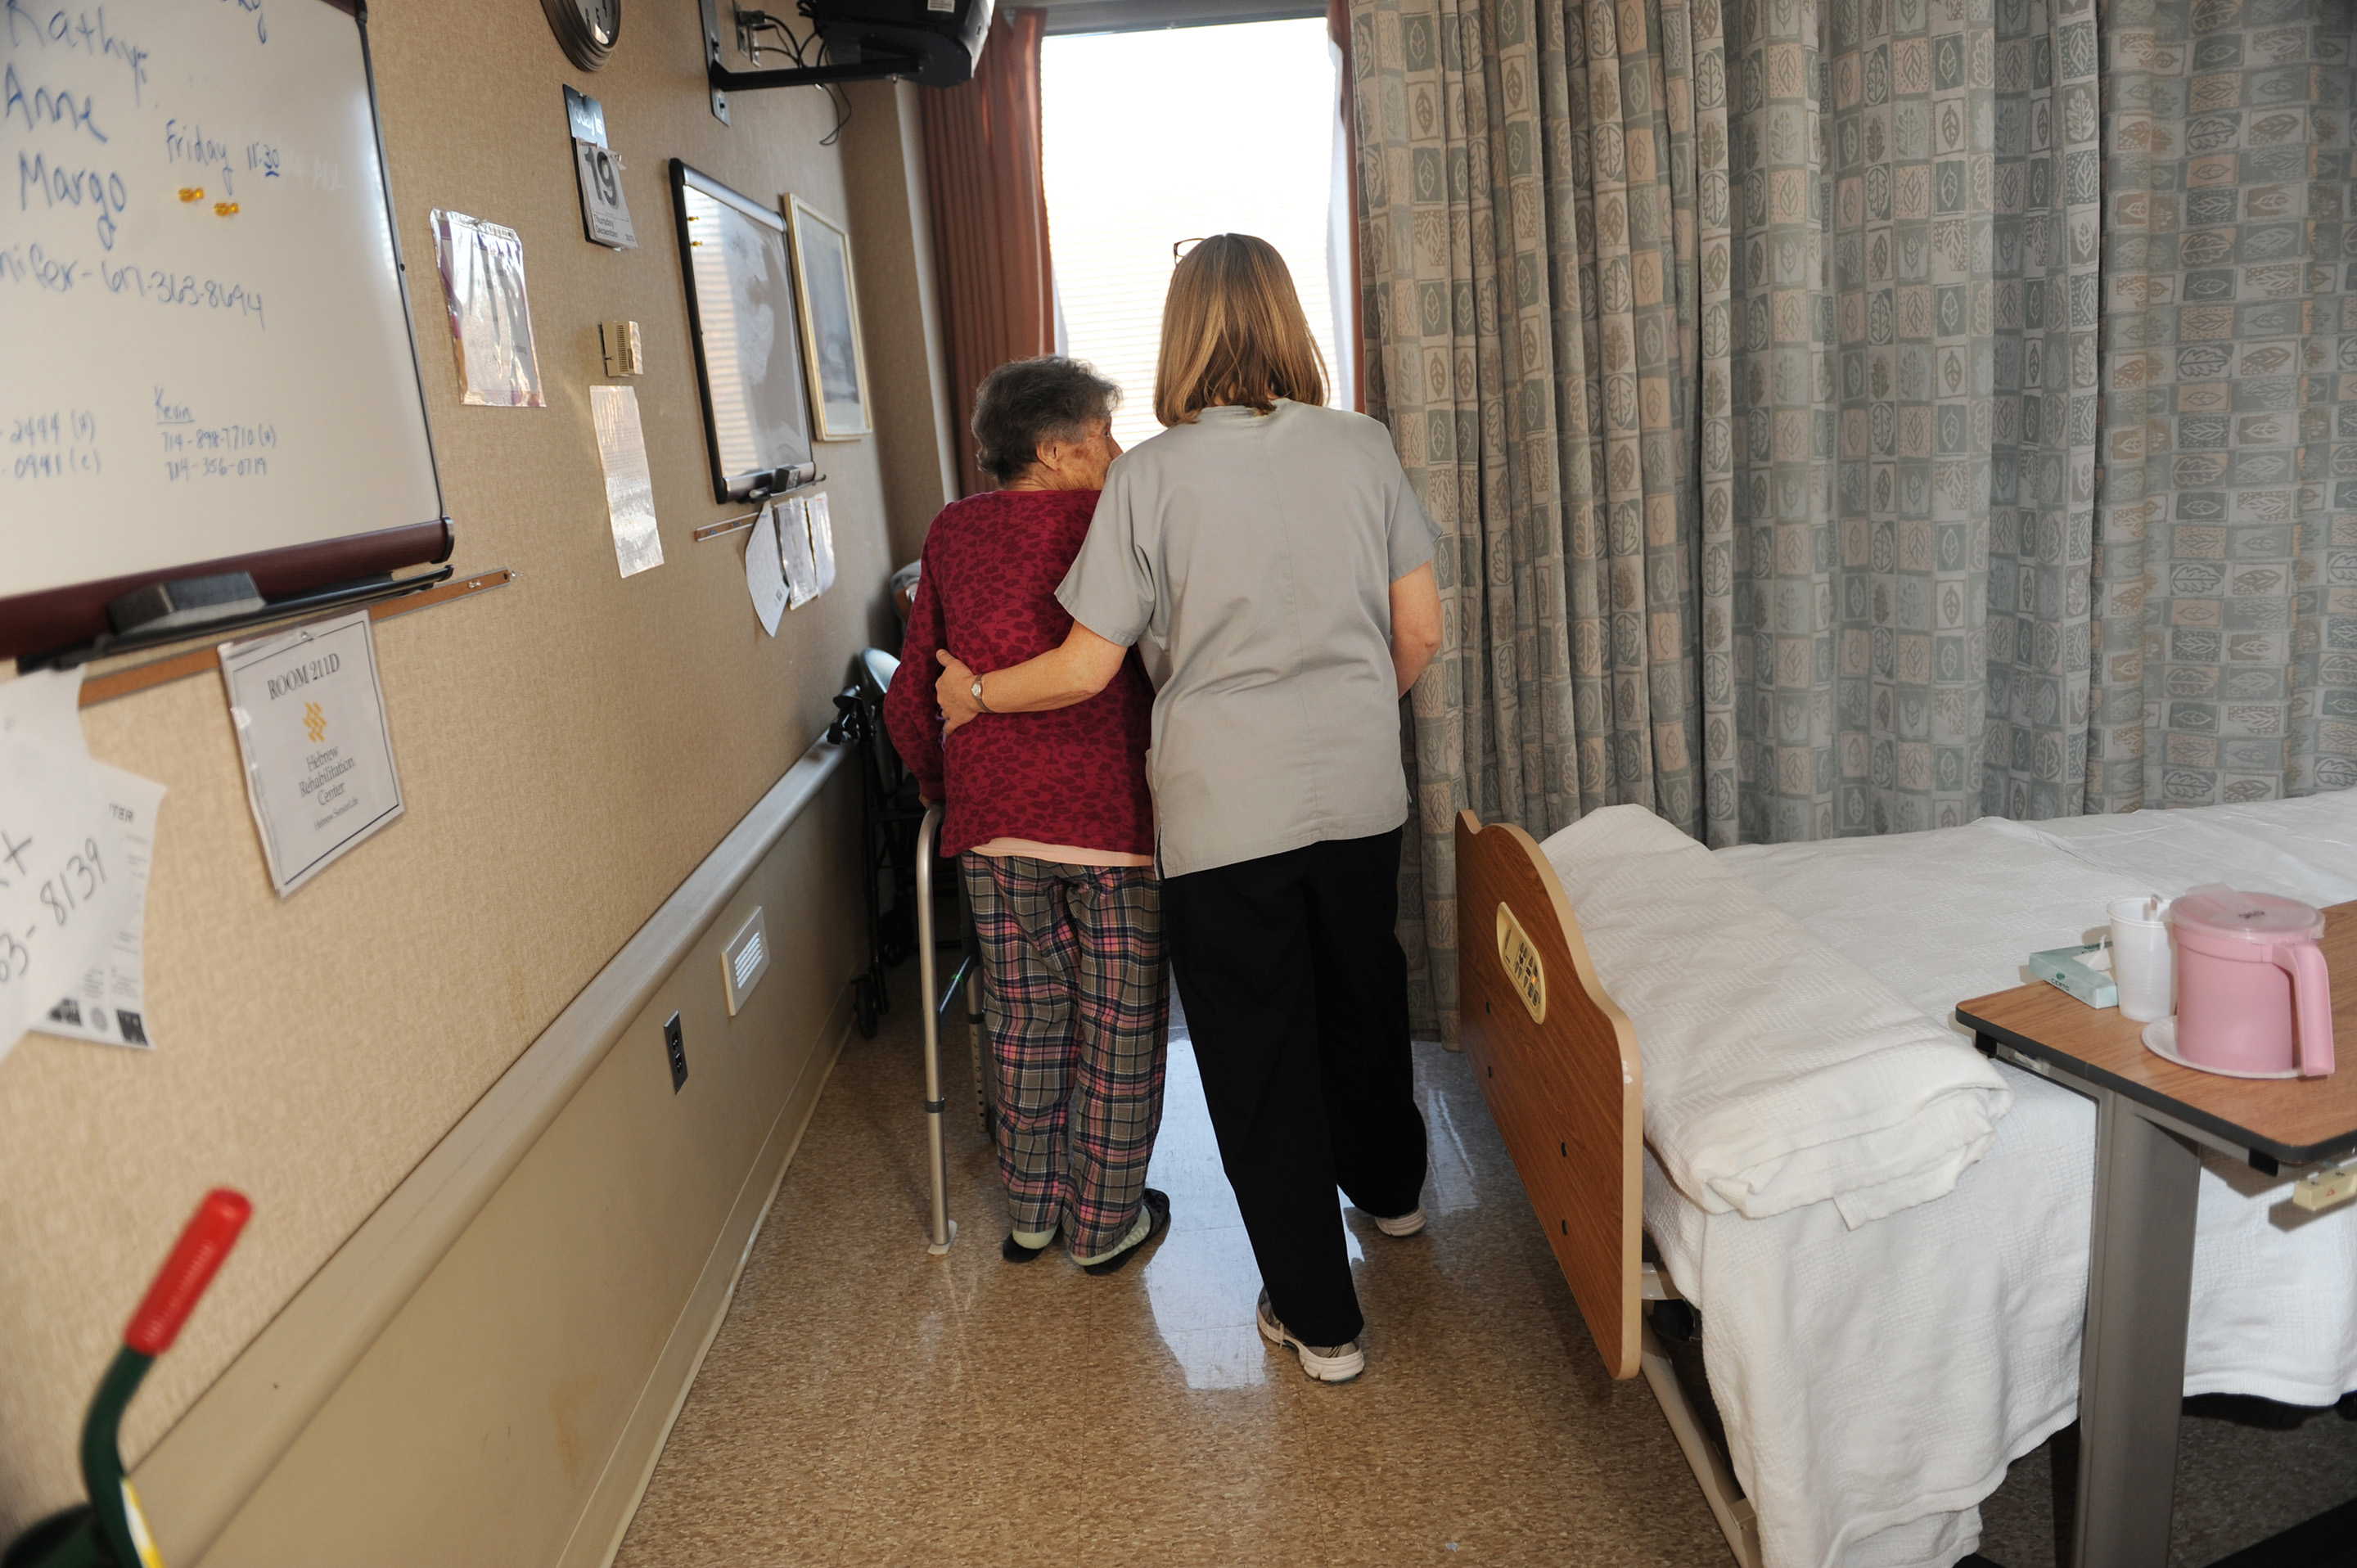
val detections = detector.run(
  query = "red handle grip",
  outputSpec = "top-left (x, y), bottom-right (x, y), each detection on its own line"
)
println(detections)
top-left (124, 1188), bottom-right (252, 1357)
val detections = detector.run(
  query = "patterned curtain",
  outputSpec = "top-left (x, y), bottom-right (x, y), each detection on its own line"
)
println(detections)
top-left (1718, 0), bottom-right (2102, 841)
top-left (1354, 0), bottom-right (1728, 1037)
top-left (2093, 0), bottom-right (2357, 808)
top-left (1352, 0), bottom-right (2355, 1040)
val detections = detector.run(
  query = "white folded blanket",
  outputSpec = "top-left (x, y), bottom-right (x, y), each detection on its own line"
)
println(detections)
top-left (1539, 806), bottom-right (2013, 1227)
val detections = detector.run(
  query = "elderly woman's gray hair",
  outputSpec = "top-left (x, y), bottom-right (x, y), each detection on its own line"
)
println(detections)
top-left (971, 357), bottom-right (1120, 484)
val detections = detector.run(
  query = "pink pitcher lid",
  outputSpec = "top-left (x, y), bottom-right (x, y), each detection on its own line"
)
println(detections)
top-left (2169, 884), bottom-right (2324, 944)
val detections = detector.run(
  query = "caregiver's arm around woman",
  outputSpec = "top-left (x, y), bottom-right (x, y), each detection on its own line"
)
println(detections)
top-left (936, 550), bottom-right (1441, 728)
top-left (936, 618), bottom-right (1127, 726)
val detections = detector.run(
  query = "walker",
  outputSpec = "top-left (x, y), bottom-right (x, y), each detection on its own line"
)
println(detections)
top-left (825, 649), bottom-right (984, 1253)
top-left (916, 800), bottom-right (989, 1255)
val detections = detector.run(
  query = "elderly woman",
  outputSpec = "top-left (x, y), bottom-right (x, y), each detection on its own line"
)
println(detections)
top-left (936, 237), bottom-right (1444, 1381)
top-left (884, 357), bottom-right (1171, 1275)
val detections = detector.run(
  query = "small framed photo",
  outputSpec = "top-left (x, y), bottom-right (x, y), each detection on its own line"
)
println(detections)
top-left (786, 196), bottom-right (872, 441)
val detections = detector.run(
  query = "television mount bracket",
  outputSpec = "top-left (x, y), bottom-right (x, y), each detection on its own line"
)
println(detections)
top-left (700, 0), bottom-right (920, 124)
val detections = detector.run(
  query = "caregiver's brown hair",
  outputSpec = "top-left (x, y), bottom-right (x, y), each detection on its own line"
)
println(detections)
top-left (1153, 233), bottom-right (1328, 427)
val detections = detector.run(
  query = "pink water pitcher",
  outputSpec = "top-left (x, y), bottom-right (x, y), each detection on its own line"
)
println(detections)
top-left (2169, 885), bottom-right (2336, 1079)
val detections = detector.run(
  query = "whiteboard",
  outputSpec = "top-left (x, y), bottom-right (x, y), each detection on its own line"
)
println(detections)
top-left (1, 0), bottom-right (442, 608)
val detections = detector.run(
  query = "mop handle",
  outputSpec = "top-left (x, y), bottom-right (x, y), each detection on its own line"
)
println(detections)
top-left (124, 1190), bottom-right (250, 1356)
top-left (74, 1191), bottom-right (253, 1568)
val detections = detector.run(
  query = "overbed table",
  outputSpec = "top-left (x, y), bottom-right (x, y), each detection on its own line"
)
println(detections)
top-left (1955, 901), bottom-right (2357, 1568)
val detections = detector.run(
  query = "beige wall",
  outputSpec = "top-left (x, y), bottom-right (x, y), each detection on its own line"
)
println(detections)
top-left (840, 81), bottom-right (962, 569)
top-left (0, 0), bottom-right (938, 1539)
top-left (195, 776), bottom-right (860, 1568)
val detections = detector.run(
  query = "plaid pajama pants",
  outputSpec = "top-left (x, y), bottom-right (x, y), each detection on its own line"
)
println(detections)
top-left (959, 854), bottom-right (1169, 1258)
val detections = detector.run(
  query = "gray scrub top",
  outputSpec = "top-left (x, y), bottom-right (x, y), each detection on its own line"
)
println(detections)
top-left (1056, 399), bottom-right (1438, 878)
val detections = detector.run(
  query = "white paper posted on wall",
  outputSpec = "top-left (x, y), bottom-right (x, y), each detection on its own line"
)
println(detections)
top-left (807, 493), bottom-right (837, 595)
top-left (593, 385), bottom-right (665, 579)
top-left (778, 496), bottom-right (818, 608)
top-left (37, 764), bottom-right (166, 1051)
top-left (0, 669), bottom-right (140, 1064)
top-left (745, 503), bottom-right (789, 636)
top-left (221, 610), bottom-right (405, 898)
top-left (431, 210), bottom-right (547, 408)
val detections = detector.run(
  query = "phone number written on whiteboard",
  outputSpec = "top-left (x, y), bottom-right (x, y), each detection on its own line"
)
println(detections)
top-left (0, 247), bottom-right (267, 327)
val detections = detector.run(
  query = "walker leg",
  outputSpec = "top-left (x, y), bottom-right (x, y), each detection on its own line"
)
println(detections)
top-left (917, 806), bottom-right (955, 1256)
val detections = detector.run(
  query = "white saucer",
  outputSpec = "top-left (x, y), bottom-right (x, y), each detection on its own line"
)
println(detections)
top-left (2140, 1018), bottom-right (2301, 1080)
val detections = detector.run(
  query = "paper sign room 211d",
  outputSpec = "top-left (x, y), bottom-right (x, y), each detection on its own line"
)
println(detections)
top-left (265, 651), bottom-right (340, 701)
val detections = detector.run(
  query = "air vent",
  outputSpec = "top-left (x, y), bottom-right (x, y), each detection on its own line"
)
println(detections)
top-left (721, 908), bottom-right (770, 1016)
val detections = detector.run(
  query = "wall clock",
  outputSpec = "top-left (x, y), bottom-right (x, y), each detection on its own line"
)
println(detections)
top-left (541, 0), bottom-right (620, 71)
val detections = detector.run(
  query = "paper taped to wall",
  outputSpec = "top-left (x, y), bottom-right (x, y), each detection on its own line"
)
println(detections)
top-left (745, 503), bottom-right (789, 636)
top-left (38, 764), bottom-right (167, 1051)
top-left (221, 610), bottom-right (406, 898)
top-left (431, 210), bottom-right (547, 408)
top-left (778, 496), bottom-right (818, 608)
top-left (593, 385), bottom-right (665, 579)
top-left (0, 667), bottom-right (85, 751)
top-left (0, 669), bottom-right (134, 1064)
top-left (806, 493), bottom-right (836, 595)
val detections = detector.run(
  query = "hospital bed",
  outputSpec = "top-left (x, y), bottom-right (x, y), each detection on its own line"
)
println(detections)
top-left (1456, 791), bottom-right (2357, 1568)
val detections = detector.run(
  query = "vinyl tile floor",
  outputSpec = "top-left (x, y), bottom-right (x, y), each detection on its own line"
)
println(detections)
top-left (614, 964), bottom-right (2357, 1567)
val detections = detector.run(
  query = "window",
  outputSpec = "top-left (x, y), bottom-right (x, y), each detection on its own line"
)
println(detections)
top-left (1043, 19), bottom-right (1350, 454)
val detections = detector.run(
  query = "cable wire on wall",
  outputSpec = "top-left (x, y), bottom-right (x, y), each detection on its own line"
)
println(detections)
top-left (736, 5), bottom-right (855, 144)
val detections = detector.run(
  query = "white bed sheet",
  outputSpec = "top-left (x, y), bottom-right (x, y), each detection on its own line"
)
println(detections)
top-left (2017, 790), bottom-right (2357, 915)
top-left (1635, 793), bottom-right (2357, 1568)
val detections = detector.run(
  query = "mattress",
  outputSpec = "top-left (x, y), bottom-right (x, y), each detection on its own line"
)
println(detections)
top-left (1635, 793), bottom-right (2357, 1568)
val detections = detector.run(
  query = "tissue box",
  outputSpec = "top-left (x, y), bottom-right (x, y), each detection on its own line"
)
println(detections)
top-left (2030, 944), bottom-right (2117, 1009)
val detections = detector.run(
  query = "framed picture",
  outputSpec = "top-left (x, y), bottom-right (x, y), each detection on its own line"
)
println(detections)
top-left (786, 196), bottom-right (872, 441)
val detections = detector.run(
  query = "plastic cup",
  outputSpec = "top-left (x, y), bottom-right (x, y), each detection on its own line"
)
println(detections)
top-left (2108, 895), bottom-right (2174, 1024)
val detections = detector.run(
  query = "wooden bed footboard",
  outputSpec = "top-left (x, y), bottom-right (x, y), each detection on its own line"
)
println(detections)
top-left (1455, 809), bottom-right (1645, 1379)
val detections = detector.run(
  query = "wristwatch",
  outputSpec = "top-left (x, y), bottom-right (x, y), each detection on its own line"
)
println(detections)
top-left (969, 675), bottom-right (991, 714)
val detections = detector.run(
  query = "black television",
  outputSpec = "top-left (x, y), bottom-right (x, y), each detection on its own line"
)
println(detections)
top-left (811, 0), bottom-right (994, 88)
top-left (670, 160), bottom-right (818, 502)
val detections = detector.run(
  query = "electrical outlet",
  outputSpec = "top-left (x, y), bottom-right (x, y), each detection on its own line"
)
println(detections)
top-left (663, 1012), bottom-right (687, 1093)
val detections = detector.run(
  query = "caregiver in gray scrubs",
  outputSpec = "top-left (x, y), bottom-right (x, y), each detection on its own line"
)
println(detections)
top-left (935, 234), bottom-right (1444, 1383)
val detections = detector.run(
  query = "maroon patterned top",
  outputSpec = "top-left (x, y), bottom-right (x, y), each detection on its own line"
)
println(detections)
top-left (885, 489), bottom-right (1156, 859)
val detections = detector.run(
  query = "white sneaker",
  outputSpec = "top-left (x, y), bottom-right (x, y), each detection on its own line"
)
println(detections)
top-left (1256, 1289), bottom-right (1366, 1383)
top-left (1372, 1205), bottom-right (1426, 1238)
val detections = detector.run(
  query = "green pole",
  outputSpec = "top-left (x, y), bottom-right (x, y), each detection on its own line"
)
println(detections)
top-left (79, 1346), bottom-right (155, 1568)
top-left (6, 1189), bottom-right (248, 1568)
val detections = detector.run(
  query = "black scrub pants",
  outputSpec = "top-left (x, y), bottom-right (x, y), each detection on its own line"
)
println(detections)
top-left (1163, 827), bottom-right (1428, 1348)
